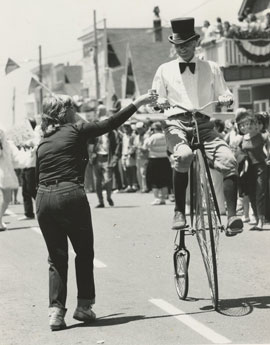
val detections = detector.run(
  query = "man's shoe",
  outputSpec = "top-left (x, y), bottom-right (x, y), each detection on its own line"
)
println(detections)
top-left (172, 211), bottom-right (186, 230)
top-left (225, 216), bottom-right (243, 237)
top-left (95, 203), bottom-right (105, 208)
top-left (73, 306), bottom-right (96, 323)
top-left (49, 307), bottom-right (66, 331)
top-left (18, 216), bottom-right (35, 221)
top-left (107, 198), bottom-right (114, 206)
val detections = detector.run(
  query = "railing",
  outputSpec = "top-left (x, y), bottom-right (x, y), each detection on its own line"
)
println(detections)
top-left (197, 37), bottom-right (270, 67)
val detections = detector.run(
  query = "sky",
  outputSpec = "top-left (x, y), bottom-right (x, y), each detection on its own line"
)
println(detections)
top-left (0, 0), bottom-right (243, 69)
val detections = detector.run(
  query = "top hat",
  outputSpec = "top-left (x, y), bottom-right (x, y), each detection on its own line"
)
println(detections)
top-left (168, 17), bottom-right (200, 45)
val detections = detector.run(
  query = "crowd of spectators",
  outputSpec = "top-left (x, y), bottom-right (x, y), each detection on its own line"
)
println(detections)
top-left (1, 95), bottom-right (270, 231)
top-left (200, 8), bottom-right (270, 45)
top-left (85, 112), bottom-right (174, 207)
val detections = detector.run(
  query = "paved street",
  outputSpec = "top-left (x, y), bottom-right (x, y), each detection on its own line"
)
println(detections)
top-left (0, 191), bottom-right (270, 345)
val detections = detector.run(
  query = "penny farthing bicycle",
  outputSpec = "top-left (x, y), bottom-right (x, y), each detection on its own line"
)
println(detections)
top-left (168, 100), bottom-right (226, 311)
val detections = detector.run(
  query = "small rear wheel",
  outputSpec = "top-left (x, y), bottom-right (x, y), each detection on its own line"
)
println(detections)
top-left (174, 248), bottom-right (190, 300)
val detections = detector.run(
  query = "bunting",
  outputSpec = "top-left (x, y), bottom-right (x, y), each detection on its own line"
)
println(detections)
top-left (235, 39), bottom-right (270, 63)
top-left (5, 58), bottom-right (20, 74)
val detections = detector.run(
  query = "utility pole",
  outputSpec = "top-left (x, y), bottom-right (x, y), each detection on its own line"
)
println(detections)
top-left (12, 87), bottom-right (16, 125)
top-left (39, 45), bottom-right (43, 112)
top-left (103, 18), bottom-right (109, 106)
top-left (93, 10), bottom-right (100, 104)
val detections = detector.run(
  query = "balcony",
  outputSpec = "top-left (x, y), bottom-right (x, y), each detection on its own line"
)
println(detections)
top-left (197, 37), bottom-right (270, 67)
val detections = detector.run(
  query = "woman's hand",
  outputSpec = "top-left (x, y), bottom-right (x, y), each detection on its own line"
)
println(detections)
top-left (132, 93), bottom-right (159, 109)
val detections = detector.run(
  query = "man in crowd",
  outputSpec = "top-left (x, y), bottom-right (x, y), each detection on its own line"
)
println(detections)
top-left (89, 117), bottom-right (121, 207)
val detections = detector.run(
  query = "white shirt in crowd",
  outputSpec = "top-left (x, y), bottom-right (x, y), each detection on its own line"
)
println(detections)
top-left (152, 56), bottom-right (232, 118)
top-left (143, 132), bottom-right (167, 158)
top-left (96, 134), bottom-right (109, 155)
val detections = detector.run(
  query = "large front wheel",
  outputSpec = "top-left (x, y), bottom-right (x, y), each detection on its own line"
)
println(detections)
top-left (194, 150), bottom-right (220, 310)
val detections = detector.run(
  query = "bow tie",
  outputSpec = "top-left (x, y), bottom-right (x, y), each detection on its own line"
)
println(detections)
top-left (179, 62), bottom-right (196, 74)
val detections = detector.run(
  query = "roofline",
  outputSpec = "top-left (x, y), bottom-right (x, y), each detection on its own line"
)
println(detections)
top-left (78, 26), bottom-right (171, 41)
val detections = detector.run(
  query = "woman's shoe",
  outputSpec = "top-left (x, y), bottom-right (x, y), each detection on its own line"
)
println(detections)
top-left (151, 199), bottom-right (162, 205)
top-left (49, 307), bottom-right (66, 331)
top-left (73, 306), bottom-right (96, 322)
top-left (242, 216), bottom-right (250, 223)
top-left (0, 222), bottom-right (7, 231)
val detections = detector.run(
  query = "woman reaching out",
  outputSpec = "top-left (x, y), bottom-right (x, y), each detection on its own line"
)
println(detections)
top-left (35, 92), bottom-right (158, 331)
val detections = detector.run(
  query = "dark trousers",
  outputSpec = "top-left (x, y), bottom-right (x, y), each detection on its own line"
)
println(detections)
top-left (36, 182), bottom-right (95, 309)
top-left (21, 167), bottom-right (36, 218)
top-left (113, 161), bottom-right (123, 190)
top-left (93, 155), bottom-right (113, 204)
top-left (247, 162), bottom-right (267, 218)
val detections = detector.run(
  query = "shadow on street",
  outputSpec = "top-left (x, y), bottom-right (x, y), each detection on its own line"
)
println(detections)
top-left (217, 295), bottom-right (270, 317)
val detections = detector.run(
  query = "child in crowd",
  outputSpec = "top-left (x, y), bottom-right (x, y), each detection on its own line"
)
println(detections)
top-left (143, 122), bottom-right (172, 205)
top-left (235, 109), bottom-right (270, 230)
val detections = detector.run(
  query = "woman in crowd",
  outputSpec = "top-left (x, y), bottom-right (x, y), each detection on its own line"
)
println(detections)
top-left (143, 121), bottom-right (172, 205)
top-left (235, 110), bottom-right (270, 230)
top-left (121, 122), bottom-right (137, 192)
top-left (0, 128), bottom-right (21, 230)
top-left (134, 121), bottom-right (149, 193)
top-left (35, 92), bottom-right (157, 331)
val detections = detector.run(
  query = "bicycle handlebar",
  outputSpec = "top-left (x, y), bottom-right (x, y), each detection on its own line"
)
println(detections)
top-left (147, 89), bottom-right (233, 113)
top-left (172, 100), bottom-right (221, 113)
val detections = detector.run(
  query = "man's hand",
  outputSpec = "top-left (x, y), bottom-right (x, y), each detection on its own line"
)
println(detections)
top-left (218, 95), bottom-right (233, 107)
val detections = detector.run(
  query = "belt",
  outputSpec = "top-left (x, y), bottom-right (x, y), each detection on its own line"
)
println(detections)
top-left (40, 179), bottom-right (81, 187)
top-left (169, 112), bottom-right (210, 121)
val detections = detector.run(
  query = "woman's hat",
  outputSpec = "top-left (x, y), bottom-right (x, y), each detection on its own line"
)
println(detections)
top-left (168, 17), bottom-right (200, 45)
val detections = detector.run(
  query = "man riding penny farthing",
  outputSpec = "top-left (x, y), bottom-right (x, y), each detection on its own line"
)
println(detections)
top-left (152, 17), bottom-right (243, 237)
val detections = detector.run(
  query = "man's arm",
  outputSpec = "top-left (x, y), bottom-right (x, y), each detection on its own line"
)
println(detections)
top-left (152, 65), bottom-right (167, 99)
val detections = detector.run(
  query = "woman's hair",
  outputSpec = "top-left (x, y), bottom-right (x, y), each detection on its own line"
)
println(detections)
top-left (254, 112), bottom-right (269, 132)
top-left (235, 108), bottom-right (256, 134)
top-left (41, 94), bottom-right (74, 136)
top-left (214, 119), bottom-right (225, 133)
top-left (151, 121), bottom-right (162, 131)
top-left (235, 108), bottom-right (253, 124)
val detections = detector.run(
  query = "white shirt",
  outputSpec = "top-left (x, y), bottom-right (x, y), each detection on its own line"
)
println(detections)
top-left (96, 134), bottom-right (109, 155)
top-left (143, 132), bottom-right (167, 158)
top-left (152, 56), bottom-right (232, 118)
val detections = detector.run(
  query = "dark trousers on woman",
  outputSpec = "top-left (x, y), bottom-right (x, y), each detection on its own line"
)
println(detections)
top-left (21, 167), bottom-right (36, 218)
top-left (247, 162), bottom-right (267, 218)
top-left (36, 181), bottom-right (95, 309)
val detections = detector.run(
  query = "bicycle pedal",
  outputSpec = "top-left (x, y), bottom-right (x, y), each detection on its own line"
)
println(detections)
top-left (184, 226), bottom-right (195, 235)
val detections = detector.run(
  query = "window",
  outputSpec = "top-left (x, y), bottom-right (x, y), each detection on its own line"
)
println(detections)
top-left (254, 100), bottom-right (269, 113)
top-left (238, 87), bottom-right (252, 104)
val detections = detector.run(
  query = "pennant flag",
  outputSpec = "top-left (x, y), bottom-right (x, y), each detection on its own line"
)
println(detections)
top-left (5, 58), bottom-right (20, 74)
top-left (28, 77), bottom-right (41, 94)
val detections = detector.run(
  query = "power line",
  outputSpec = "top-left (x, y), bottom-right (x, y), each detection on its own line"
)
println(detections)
top-left (182, 0), bottom-right (215, 16)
